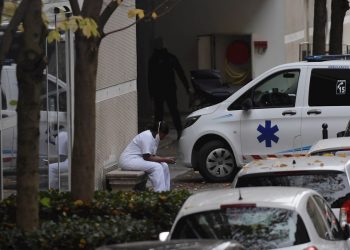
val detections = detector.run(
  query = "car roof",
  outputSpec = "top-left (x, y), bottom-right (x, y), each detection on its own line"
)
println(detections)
top-left (309, 137), bottom-right (350, 155)
top-left (280, 60), bottom-right (350, 68)
top-left (239, 156), bottom-right (350, 175)
top-left (178, 186), bottom-right (316, 216)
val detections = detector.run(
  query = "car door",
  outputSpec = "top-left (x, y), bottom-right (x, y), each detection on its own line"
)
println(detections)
top-left (239, 68), bottom-right (304, 161)
top-left (312, 195), bottom-right (349, 249)
top-left (301, 67), bottom-right (350, 152)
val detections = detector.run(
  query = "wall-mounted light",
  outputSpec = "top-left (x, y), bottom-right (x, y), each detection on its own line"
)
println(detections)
top-left (254, 41), bottom-right (268, 54)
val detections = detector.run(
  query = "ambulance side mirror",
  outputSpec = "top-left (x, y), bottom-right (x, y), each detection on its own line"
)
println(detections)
top-left (242, 98), bottom-right (253, 111)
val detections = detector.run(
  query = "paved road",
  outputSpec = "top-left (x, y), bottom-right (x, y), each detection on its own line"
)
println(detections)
top-left (157, 129), bottom-right (232, 193)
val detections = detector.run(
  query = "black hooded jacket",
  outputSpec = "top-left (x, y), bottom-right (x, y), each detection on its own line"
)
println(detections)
top-left (148, 48), bottom-right (189, 97)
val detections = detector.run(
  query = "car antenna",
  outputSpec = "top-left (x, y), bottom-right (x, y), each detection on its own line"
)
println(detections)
top-left (238, 188), bottom-right (243, 200)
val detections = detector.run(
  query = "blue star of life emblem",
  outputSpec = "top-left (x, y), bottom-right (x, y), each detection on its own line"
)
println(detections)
top-left (257, 120), bottom-right (279, 147)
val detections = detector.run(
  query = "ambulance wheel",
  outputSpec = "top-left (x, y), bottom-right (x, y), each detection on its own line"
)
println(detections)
top-left (198, 140), bottom-right (237, 182)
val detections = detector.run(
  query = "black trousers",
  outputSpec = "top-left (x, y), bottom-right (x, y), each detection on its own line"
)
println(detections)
top-left (153, 91), bottom-right (183, 133)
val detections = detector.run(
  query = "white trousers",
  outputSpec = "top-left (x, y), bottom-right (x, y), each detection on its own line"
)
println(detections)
top-left (49, 159), bottom-right (68, 189)
top-left (119, 157), bottom-right (170, 192)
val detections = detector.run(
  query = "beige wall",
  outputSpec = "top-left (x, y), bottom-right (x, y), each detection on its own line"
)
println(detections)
top-left (95, 0), bottom-right (137, 189)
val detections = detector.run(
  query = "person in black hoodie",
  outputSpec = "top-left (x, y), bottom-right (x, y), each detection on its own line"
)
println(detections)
top-left (148, 37), bottom-right (193, 140)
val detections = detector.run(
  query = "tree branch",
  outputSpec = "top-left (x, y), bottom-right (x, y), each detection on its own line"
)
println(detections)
top-left (101, 0), bottom-right (182, 39)
top-left (0, 0), bottom-right (29, 66)
top-left (102, 20), bottom-right (137, 38)
top-left (99, 0), bottom-right (120, 30)
top-left (68, 0), bottom-right (81, 16)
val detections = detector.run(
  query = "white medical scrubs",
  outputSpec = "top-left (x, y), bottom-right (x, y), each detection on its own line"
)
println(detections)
top-left (49, 131), bottom-right (68, 189)
top-left (119, 130), bottom-right (170, 192)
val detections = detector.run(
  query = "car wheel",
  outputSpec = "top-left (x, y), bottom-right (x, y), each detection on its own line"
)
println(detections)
top-left (198, 140), bottom-right (236, 182)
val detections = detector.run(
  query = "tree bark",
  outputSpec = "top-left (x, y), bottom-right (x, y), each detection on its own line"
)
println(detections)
top-left (71, 34), bottom-right (99, 201)
top-left (16, 0), bottom-right (46, 231)
top-left (313, 0), bottom-right (327, 55)
top-left (329, 0), bottom-right (349, 54)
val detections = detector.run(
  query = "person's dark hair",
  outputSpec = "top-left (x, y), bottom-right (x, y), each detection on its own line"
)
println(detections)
top-left (150, 121), bottom-right (169, 135)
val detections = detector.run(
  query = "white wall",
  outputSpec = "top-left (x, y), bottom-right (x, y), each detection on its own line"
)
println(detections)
top-left (154, 0), bottom-right (287, 112)
top-left (95, 0), bottom-right (138, 189)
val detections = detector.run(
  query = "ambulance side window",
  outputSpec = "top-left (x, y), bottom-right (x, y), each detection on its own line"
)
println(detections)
top-left (309, 69), bottom-right (350, 106)
top-left (40, 80), bottom-right (67, 112)
top-left (228, 70), bottom-right (300, 110)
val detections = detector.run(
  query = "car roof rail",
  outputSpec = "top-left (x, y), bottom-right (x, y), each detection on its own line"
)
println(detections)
top-left (304, 54), bottom-right (350, 62)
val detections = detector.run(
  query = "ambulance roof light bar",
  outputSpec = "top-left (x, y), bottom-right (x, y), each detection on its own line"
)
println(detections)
top-left (305, 54), bottom-right (350, 62)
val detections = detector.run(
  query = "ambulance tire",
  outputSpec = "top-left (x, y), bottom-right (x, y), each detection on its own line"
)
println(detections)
top-left (198, 140), bottom-right (237, 182)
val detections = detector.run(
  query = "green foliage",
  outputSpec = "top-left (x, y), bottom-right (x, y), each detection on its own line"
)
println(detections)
top-left (0, 189), bottom-right (190, 250)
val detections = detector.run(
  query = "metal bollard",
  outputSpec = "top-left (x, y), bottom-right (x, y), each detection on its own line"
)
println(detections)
top-left (322, 123), bottom-right (328, 139)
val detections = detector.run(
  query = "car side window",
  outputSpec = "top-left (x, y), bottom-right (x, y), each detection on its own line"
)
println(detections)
top-left (40, 80), bottom-right (67, 112)
top-left (313, 195), bottom-right (345, 240)
top-left (307, 197), bottom-right (332, 240)
top-left (252, 70), bottom-right (299, 108)
top-left (309, 68), bottom-right (350, 106)
top-left (228, 70), bottom-right (300, 110)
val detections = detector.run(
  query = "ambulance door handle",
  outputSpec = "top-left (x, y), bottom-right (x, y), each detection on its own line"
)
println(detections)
top-left (307, 109), bottom-right (322, 115)
top-left (282, 110), bottom-right (296, 116)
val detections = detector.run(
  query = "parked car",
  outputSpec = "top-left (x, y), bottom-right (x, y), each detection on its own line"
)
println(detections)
top-left (232, 155), bottom-right (350, 225)
top-left (97, 239), bottom-right (245, 250)
top-left (308, 137), bottom-right (350, 156)
top-left (161, 186), bottom-right (350, 250)
top-left (308, 119), bottom-right (350, 156)
top-left (1, 63), bottom-right (67, 167)
top-left (179, 55), bottom-right (350, 182)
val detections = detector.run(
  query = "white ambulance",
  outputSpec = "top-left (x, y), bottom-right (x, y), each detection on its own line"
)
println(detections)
top-left (179, 55), bottom-right (350, 182)
top-left (1, 63), bottom-right (67, 169)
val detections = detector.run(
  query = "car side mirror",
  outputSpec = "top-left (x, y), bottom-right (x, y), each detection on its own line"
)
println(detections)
top-left (337, 131), bottom-right (345, 137)
top-left (344, 224), bottom-right (350, 239)
top-left (159, 232), bottom-right (169, 242)
top-left (339, 208), bottom-right (350, 239)
top-left (242, 98), bottom-right (253, 111)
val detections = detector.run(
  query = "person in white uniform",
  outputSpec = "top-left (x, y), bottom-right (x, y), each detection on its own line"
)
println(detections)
top-left (119, 121), bottom-right (175, 192)
top-left (49, 128), bottom-right (68, 189)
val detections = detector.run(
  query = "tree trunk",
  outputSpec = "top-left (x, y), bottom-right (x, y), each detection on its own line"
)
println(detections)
top-left (313, 0), bottom-right (327, 55)
top-left (15, 0), bottom-right (46, 231)
top-left (71, 34), bottom-right (99, 201)
top-left (329, 0), bottom-right (349, 54)
top-left (70, 0), bottom-right (103, 202)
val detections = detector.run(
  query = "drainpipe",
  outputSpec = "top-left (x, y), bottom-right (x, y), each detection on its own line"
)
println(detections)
top-left (304, 0), bottom-right (310, 43)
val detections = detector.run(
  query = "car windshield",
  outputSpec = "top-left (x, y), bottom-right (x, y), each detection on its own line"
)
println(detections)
top-left (171, 207), bottom-right (309, 250)
top-left (235, 170), bottom-right (350, 208)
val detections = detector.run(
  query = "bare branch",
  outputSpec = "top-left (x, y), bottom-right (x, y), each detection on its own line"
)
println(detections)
top-left (103, 20), bottom-right (137, 37)
top-left (68, 0), bottom-right (81, 16)
top-left (0, 0), bottom-right (29, 66)
top-left (99, 0), bottom-right (120, 30)
top-left (101, 0), bottom-right (183, 39)
top-left (154, 0), bottom-right (182, 18)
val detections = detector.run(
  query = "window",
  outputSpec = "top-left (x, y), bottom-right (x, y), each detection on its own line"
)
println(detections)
top-left (235, 170), bottom-right (350, 208)
top-left (40, 80), bottom-right (67, 112)
top-left (228, 70), bottom-right (300, 110)
top-left (309, 68), bottom-right (350, 106)
top-left (307, 197), bottom-right (332, 240)
top-left (313, 195), bottom-right (345, 240)
top-left (171, 207), bottom-right (309, 250)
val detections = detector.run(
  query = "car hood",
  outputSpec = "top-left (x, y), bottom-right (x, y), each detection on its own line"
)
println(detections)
top-left (190, 103), bottom-right (221, 117)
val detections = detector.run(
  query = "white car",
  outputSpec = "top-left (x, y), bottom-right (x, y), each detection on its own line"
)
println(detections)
top-left (98, 239), bottom-right (245, 250)
top-left (232, 156), bottom-right (350, 224)
top-left (179, 58), bottom-right (350, 182)
top-left (308, 119), bottom-right (350, 156)
top-left (161, 187), bottom-right (350, 250)
top-left (309, 137), bottom-right (350, 156)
